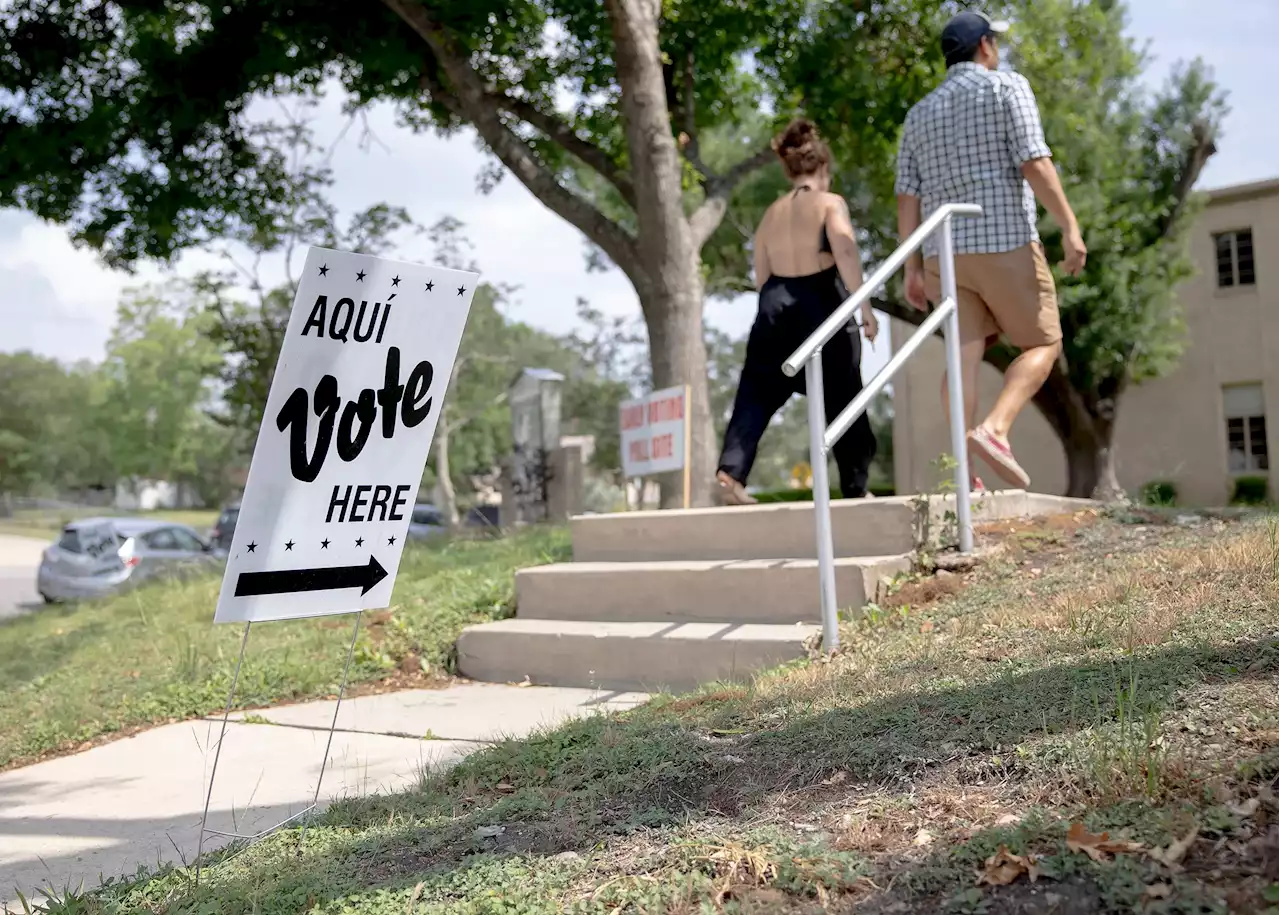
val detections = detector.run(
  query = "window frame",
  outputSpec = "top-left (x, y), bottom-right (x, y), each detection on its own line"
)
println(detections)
top-left (1212, 228), bottom-right (1256, 290)
top-left (1222, 383), bottom-right (1270, 475)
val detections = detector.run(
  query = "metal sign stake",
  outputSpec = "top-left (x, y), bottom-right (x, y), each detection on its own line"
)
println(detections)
top-left (193, 611), bottom-right (363, 885)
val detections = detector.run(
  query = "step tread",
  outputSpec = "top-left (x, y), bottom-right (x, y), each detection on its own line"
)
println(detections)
top-left (462, 618), bottom-right (819, 642)
top-left (517, 554), bottom-right (913, 576)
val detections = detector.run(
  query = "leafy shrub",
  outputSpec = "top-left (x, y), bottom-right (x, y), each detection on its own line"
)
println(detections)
top-left (1139, 480), bottom-right (1178, 506)
top-left (1231, 475), bottom-right (1271, 506)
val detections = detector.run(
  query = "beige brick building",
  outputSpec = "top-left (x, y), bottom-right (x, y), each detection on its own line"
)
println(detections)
top-left (891, 178), bottom-right (1278, 505)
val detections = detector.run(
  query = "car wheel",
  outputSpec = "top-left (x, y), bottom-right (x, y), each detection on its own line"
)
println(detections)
top-left (40, 593), bottom-right (56, 604)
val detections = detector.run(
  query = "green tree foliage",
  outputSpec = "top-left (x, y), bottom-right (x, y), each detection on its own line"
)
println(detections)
top-left (0, 0), bottom-right (833, 505)
top-left (0, 352), bottom-right (112, 496)
top-left (101, 284), bottom-right (229, 502)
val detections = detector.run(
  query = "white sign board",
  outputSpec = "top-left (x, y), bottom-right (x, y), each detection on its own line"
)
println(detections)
top-left (214, 247), bottom-right (478, 624)
top-left (619, 385), bottom-right (690, 478)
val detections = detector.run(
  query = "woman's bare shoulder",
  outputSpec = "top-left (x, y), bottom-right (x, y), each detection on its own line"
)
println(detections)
top-left (756, 195), bottom-right (788, 233)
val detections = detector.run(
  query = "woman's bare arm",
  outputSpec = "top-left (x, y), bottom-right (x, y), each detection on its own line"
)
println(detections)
top-left (826, 195), bottom-right (878, 341)
top-left (824, 194), bottom-right (864, 296)
top-left (753, 223), bottom-right (772, 291)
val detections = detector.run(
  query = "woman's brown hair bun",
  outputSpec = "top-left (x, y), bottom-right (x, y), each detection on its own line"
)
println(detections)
top-left (772, 118), bottom-right (830, 179)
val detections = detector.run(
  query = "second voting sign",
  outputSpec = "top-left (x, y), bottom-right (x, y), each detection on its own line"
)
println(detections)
top-left (214, 247), bottom-right (478, 624)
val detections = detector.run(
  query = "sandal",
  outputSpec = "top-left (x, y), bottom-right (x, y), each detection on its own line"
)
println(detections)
top-left (716, 471), bottom-right (757, 506)
top-left (968, 427), bottom-right (1031, 489)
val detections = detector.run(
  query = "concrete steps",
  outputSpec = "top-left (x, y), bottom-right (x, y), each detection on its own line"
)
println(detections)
top-left (570, 498), bottom-right (916, 562)
top-left (515, 554), bottom-right (912, 624)
top-left (456, 490), bottom-right (1097, 693)
top-left (455, 618), bottom-right (819, 693)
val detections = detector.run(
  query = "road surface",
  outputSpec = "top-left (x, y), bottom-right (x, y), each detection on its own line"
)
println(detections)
top-left (0, 533), bottom-right (45, 621)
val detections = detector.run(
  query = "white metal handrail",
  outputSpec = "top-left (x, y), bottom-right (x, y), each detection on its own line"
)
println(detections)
top-left (783, 202), bottom-right (983, 652)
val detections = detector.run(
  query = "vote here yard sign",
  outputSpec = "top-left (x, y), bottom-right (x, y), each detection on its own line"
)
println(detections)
top-left (214, 247), bottom-right (478, 624)
top-left (619, 386), bottom-right (689, 478)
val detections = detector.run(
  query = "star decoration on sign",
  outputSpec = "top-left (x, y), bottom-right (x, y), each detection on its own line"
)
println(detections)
top-left (425, 280), bottom-right (435, 292)
top-left (356, 269), bottom-right (366, 282)
top-left (318, 264), bottom-right (329, 277)
top-left (391, 275), bottom-right (401, 287)
top-left (320, 538), bottom-right (330, 549)
top-left (246, 541), bottom-right (257, 553)
top-left (456, 285), bottom-right (466, 296)
top-left (355, 537), bottom-right (364, 547)
top-left (285, 540), bottom-right (295, 551)
top-left (387, 536), bottom-right (397, 546)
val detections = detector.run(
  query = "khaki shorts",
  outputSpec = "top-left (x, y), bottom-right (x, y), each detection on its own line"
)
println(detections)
top-left (924, 242), bottom-right (1061, 349)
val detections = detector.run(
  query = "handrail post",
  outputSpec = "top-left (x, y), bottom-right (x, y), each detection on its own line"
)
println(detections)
top-left (938, 214), bottom-right (974, 554)
top-left (805, 355), bottom-right (840, 651)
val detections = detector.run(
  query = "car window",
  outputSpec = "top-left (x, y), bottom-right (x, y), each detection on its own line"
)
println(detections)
top-left (170, 528), bottom-right (207, 552)
top-left (142, 528), bottom-right (180, 551)
top-left (412, 506), bottom-right (441, 525)
top-left (57, 529), bottom-right (82, 553)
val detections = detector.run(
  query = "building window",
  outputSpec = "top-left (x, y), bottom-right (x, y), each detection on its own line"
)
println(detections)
top-left (1223, 383), bottom-right (1269, 473)
top-left (1213, 229), bottom-right (1255, 288)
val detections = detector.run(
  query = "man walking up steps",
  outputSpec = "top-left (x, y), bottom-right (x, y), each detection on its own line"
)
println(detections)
top-left (895, 10), bottom-right (1086, 490)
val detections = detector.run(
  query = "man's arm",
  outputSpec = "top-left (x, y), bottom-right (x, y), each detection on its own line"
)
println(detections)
top-left (1003, 74), bottom-right (1086, 275)
top-left (896, 193), bottom-right (927, 309)
top-left (1022, 158), bottom-right (1086, 275)
top-left (894, 116), bottom-right (928, 309)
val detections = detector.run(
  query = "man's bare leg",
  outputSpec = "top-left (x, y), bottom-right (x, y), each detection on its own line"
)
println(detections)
top-left (940, 336), bottom-right (986, 490)
top-left (978, 341), bottom-right (1061, 439)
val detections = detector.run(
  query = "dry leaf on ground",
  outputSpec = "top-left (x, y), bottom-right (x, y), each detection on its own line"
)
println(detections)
top-left (1144, 883), bottom-right (1173, 900)
top-left (976, 845), bottom-right (1039, 886)
top-left (1228, 797), bottom-right (1260, 818)
top-left (913, 828), bottom-right (934, 847)
top-left (1066, 822), bottom-right (1145, 863)
top-left (995, 813), bottom-right (1021, 826)
top-left (1150, 826), bottom-right (1199, 870)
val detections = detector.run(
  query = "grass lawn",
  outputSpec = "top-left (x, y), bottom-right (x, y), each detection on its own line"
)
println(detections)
top-left (0, 508), bottom-right (221, 541)
top-left (0, 526), bottom-right (569, 771)
top-left (38, 510), bottom-right (1277, 915)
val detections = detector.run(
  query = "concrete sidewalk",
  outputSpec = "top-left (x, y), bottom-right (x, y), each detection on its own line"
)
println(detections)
top-left (0, 682), bottom-right (646, 907)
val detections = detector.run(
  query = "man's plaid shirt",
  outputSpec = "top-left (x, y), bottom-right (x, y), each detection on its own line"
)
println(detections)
top-left (895, 62), bottom-right (1052, 258)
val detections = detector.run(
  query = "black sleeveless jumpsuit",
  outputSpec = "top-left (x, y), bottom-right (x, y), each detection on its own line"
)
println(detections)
top-left (716, 192), bottom-right (877, 498)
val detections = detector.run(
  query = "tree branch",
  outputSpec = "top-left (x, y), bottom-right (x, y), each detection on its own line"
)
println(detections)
top-left (1157, 118), bottom-right (1217, 241)
top-left (677, 51), bottom-right (714, 180)
top-left (689, 146), bottom-right (776, 249)
top-left (385, 0), bottom-right (642, 279)
top-left (496, 95), bottom-right (637, 209)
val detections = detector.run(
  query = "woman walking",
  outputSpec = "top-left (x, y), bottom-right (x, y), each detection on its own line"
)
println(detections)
top-left (716, 119), bottom-right (879, 505)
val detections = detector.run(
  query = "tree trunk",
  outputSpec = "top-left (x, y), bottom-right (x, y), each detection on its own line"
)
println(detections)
top-left (606, 0), bottom-right (715, 507)
top-left (1025, 360), bottom-right (1126, 501)
top-left (434, 419), bottom-right (460, 526)
top-left (639, 278), bottom-right (716, 508)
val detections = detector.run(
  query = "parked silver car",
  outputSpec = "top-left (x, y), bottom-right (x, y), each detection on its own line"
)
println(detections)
top-left (37, 517), bottom-right (221, 603)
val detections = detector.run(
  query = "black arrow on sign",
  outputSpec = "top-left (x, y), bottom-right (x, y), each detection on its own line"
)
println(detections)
top-left (234, 555), bottom-right (389, 597)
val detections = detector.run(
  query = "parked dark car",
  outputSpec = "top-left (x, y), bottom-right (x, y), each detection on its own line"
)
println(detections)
top-left (407, 503), bottom-right (448, 540)
top-left (210, 503), bottom-right (240, 552)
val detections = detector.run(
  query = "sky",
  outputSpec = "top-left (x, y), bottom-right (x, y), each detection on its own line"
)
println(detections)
top-left (1, 0), bottom-right (1277, 383)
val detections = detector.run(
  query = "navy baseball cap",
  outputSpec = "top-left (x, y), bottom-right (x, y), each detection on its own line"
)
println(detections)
top-left (941, 11), bottom-right (1010, 62)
